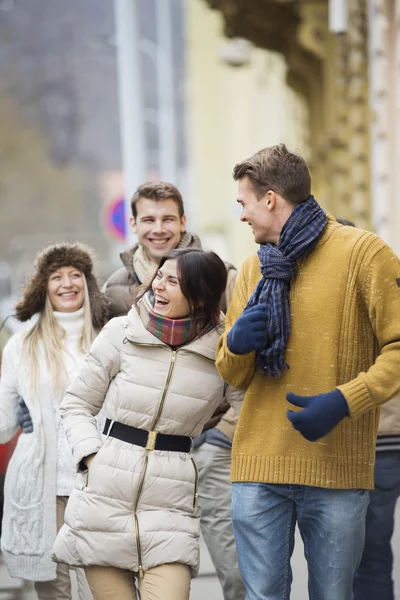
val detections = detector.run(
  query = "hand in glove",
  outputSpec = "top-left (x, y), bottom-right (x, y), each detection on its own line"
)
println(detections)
top-left (16, 398), bottom-right (33, 434)
top-left (227, 305), bottom-right (269, 355)
top-left (286, 389), bottom-right (349, 442)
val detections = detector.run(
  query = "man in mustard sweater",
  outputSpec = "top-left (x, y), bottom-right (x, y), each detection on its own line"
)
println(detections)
top-left (216, 144), bottom-right (400, 600)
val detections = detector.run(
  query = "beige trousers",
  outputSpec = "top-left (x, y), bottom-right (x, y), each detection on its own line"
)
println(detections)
top-left (34, 496), bottom-right (92, 600)
top-left (85, 563), bottom-right (191, 600)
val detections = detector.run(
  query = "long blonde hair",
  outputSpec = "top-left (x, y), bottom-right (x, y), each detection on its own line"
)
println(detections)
top-left (22, 274), bottom-right (96, 394)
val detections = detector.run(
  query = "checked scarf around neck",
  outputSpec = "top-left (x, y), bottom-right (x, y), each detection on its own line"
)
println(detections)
top-left (139, 291), bottom-right (195, 347)
top-left (138, 291), bottom-right (216, 347)
top-left (247, 195), bottom-right (327, 377)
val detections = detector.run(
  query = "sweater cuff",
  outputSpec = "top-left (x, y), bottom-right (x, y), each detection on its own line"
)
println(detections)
top-left (221, 335), bottom-right (255, 367)
top-left (337, 378), bottom-right (373, 420)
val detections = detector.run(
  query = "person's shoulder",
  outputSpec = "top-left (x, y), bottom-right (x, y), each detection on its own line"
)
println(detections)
top-left (240, 253), bottom-right (261, 280)
top-left (186, 318), bottom-right (223, 361)
top-left (217, 311), bottom-right (226, 329)
top-left (242, 252), bottom-right (259, 266)
top-left (103, 245), bottom-right (138, 290)
top-left (2, 327), bottom-right (29, 359)
top-left (223, 260), bottom-right (237, 274)
top-left (103, 266), bottom-right (133, 290)
top-left (101, 315), bottom-right (127, 336)
top-left (327, 217), bottom-right (387, 257)
top-left (92, 316), bottom-right (127, 357)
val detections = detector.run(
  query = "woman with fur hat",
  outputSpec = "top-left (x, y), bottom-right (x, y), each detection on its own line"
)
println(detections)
top-left (0, 243), bottom-right (107, 600)
top-left (52, 248), bottom-right (243, 600)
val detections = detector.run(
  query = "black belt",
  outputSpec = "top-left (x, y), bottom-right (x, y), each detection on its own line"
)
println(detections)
top-left (103, 418), bottom-right (192, 453)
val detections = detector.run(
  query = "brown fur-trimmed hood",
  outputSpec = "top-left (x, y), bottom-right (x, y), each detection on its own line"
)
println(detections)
top-left (15, 243), bottom-right (108, 329)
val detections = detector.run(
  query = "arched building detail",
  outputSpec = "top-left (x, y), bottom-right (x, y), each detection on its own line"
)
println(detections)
top-left (203, 0), bottom-right (372, 226)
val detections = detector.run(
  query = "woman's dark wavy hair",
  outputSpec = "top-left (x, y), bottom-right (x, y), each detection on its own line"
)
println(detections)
top-left (136, 248), bottom-right (227, 337)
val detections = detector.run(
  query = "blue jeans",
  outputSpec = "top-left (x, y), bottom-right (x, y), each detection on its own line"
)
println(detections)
top-left (353, 451), bottom-right (400, 600)
top-left (232, 483), bottom-right (369, 600)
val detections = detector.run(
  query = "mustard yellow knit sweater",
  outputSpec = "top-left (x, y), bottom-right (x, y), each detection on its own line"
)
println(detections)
top-left (217, 216), bottom-right (400, 489)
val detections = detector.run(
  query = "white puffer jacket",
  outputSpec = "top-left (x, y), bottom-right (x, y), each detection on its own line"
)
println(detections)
top-left (53, 308), bottom-right (243, 577)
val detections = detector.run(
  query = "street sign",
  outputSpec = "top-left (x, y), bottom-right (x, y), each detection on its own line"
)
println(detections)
top-left (103, 196), bottom-right (126, 240)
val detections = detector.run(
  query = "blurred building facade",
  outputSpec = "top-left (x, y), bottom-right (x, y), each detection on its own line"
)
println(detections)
top-left (188, 0), bottom-right (400, 262)
top-left (186, 0), bottom-right (311, 266)
top-left (0, 0), bottom-right (121, 296)
top-left (1, 0), bottom-right (400, 304)
top-left (0, 0), bottom-right (186, 312)
top-left (368, 0), bottom-right (400, 257)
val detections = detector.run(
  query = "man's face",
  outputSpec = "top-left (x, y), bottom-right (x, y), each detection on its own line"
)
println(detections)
top-left (131, 197), bottom-right (186, 264)
top-left (237, 177), bottom-right (275, 244)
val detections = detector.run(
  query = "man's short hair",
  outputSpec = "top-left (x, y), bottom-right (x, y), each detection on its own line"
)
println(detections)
top-left (233, 143), bottom-right (311, 205)
top-left (130, 182), bottom-right (184, 219)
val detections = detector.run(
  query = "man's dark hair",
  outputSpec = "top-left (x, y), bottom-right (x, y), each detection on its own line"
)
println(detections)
top-left (138, 248), bottom-right (227, 337)
top-left (233, 143), bottom-right (311, 205)
top-left (130, 182), bottom-right (184, 219)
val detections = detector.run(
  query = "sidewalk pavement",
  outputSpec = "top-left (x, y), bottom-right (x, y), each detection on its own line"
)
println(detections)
top-left (191, 537), bottom-right (223, 600)
top-left (2, 509), bottom-right (400, 599)
top-left (0, 536), bottom-right (222, 600)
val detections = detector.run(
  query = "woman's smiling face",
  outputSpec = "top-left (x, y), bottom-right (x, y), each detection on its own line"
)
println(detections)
top-left (47, 266), bottom-right (85, 313)
top-left (151, 259), bottom-right (191, 319)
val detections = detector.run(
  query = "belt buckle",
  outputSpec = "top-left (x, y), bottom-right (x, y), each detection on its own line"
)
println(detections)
top-left (146, 430), bottom-right (157, 451)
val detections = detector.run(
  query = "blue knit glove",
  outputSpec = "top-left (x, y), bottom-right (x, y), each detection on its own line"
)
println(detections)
top-left (287, 389), bottom-right (349, 441)
top-left (227, 305), bottom-right (269, 355)
top-left (16, 398), bottom-right (33, 434)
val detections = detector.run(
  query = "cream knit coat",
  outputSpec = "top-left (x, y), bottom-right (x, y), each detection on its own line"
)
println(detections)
top-left (0, 309), bottom-right (87, 581)
top-left (52, 308), bottom-right (243, 577)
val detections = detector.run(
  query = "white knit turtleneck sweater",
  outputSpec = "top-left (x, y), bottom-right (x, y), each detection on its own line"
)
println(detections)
top-left (53, 307), bottom-right (86, 496)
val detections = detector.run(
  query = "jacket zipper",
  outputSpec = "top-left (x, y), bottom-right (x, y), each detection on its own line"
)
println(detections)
top-left (151, 351), bottom-right (177, 429)
top-left (190, 457), bottom-right (199, 511)
top-left (123, 338), bottom-right (212, 575)
top-left (133, 349), bottom-right (177, 578)
top-left (134, 452), bottom-right (149, 579)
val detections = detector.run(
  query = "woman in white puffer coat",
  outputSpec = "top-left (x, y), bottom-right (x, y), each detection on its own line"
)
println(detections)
top-left (52, 248), bottom-right (243, 600)
top-left (0, 243), bottom-right (108, 600)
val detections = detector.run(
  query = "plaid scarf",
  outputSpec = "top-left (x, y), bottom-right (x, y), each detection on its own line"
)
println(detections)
top-left (247, 195), bottom-right (327, 377)
top-left (139, 291), bottom-right (196, 347)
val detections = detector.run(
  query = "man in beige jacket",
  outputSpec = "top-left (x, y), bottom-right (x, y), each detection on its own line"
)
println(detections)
top-left (102, 181), bottom-right (245, 600)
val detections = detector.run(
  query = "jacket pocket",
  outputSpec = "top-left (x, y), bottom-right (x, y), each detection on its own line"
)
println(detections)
top-left (76, 471), bottom-right (87, 491)
top-left (1, 500), bottom-right (44, 555)
top-left (83, 447), bottom-right (103, 489)
top-left (5, 435), bottom-right (44, 508)
top-left (190, 457), bottom-right (199, 513)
